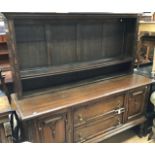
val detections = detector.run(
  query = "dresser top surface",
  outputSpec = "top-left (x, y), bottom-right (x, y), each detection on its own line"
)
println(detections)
top-left (11, 74), bottom-right (152, 120)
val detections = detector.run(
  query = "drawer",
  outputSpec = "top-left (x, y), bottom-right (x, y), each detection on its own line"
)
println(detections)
top-left (74, 114), bottom-right (123, 142)
top-left (74, 95), bottom-right (124, 126)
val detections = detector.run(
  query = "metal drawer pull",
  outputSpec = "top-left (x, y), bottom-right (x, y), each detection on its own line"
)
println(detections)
top-left (78, 114), bottom-right (83, 122)
top-left (114, 107), bottom-right (125, 114)
top-left (78, 114), bottom-right (86, 123)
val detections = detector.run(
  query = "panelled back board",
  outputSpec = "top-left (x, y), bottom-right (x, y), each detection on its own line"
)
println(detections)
top-left (4, 13), bottom-right (138, 98)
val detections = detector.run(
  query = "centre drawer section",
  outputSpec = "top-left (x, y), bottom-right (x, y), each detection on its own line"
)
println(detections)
top-left (74, 95), bottom-right (124, 127)
top-left (74, 114), bottom-right (123, 142)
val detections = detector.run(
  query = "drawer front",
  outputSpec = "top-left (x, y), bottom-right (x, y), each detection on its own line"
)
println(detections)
top-left (74, 114), bottom-right (123, 142)
top-left (74, 95), bottom-right (124, 126)
top-left (127, 86), bottom-right (147, 120)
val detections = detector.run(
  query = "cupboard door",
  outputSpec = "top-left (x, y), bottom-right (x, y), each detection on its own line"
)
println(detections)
top-left (37, 114), bottom-right (66, 143)
top-left (127, 86), bottom-right (148, 121)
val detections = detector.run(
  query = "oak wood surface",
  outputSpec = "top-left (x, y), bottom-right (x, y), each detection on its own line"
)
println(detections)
top-left (74, 114), bottom-right (122, 142)
top-left (36, 114), bottom-right (66, 143)
top-left (4, 13), bottom-right (152, 143)
top-left (127, 87), bottom-right (147, 120)
top-left (85, 116), bottom-right (146, 143)
top-left (7, 19), bottom-right (23, 97)
top-left (11, 74), bottom-right (152, 120)
top-left (4, 13), bottom-right (138, 98)
top-left (74, 95), bottom-right (124, 126)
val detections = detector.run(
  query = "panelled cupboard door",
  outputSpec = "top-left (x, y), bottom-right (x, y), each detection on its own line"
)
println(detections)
top-left (127, 86), bottom-right (148, 121)
top-left (36, 114), bottom-right (66, 143)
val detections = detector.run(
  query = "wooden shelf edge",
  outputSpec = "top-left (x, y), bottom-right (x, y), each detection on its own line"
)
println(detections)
top-left (20, 57), bottom-right (133, 79)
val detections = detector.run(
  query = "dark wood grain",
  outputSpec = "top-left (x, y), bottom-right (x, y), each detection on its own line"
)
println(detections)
top-left (85, 116), bottom-right (146, 143)
top-left (5, 12), bottom-right (150, 143)
top-left (4, 13), bottom-right (138, 98)
top-left (36, 113), bottom-right (66, 143)
top-left (77, 23), bottom-right (102, 61)
top-left (74, 95), bottom-right (124, 126)
top-left (46, 23), bottom-right (76, 66)
top-left (6, 19), bottom-right (23, 98)
top-left (11, 74), bottom-right (152, 120)
top-left (74, 114), bottom-right (123, 142)
top-left (127, 86), bottom-right (147, 120)
top-left (15, 24), bottom-right (48, 69)
top-left (11, 74), bottom-right (152, 143)
top-left (102, 20), bottom-right (125, 58)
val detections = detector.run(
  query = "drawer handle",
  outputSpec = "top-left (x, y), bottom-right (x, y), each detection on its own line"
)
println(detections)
top-left (114, 107), bottom-right (125, 114)
top-left (78, 114), bottom-right (84, 122)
